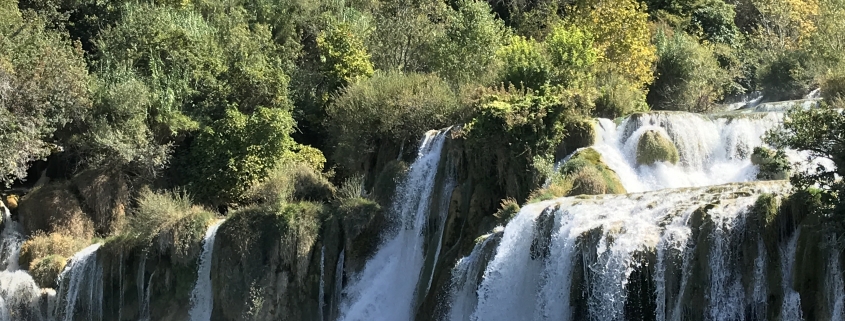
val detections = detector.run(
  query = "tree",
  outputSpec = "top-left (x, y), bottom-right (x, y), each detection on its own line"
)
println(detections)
top-left (545, 24), bottom-right (598, 87)
top-left (0, 2), bottom-right (91, 185)
top-left (496, 35), bottom-right (552, 90)
top-left (574, 0), bottom-right (657, 89)
top-left (648, 28), bottom-right (730, 111)
top-left (317, 22), bottom-right (374, 91)
top-left (431, 0), bottom-right (506, 86)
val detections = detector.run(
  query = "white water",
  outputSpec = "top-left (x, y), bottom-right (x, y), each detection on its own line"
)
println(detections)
top-left (319, 245), bottom-right (325, 321)
top-left (591, 112), bottom-right (782, 192)
top-left (446, 228), bottom-right (502, 321)
top-left (450, 182), bottom-right (786, 321)
top-left (339, 129), bottom-right (449, 321)
top-left (781, 230), bottom-right (804, 320)
top-left (188, 220), bottom-right (224, 321)
top-left (54, 243), bottom-right (103, 321)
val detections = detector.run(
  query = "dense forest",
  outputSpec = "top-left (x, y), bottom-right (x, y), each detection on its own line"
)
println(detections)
top-left (2, 0), bottom-right (845, 318)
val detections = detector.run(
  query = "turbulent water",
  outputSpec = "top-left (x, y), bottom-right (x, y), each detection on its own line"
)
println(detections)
top-left (189, 220), bottom-right (225, 321)
top-left (55, 243), bottom-right (103, 321)
top-left (339, 129), bottom-right (450, 321)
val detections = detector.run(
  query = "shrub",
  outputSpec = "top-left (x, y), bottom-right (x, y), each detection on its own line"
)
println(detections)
top-left (496, 36), bottom-right (552, 90)
top-left (750, 146), bottom-right (791, 180)
top-left (636, 129), bottom-right (680, 165)
top-left (464, 86), bottom-right (593, 201)
top-left (20, 232), bottom-right (89, 271)
top-left (327, 72), bottom-right (463, 171)
top-left (432, 0), bottom-right (506, 86)
top-left (822, 72), bottom-right (845, 101)
top-left (595, 73), bottom-right (649, 118)
top-left (759, 51), bottom-right (814, 101)
top-left (317, 23), bottom-right (374, 91)
top-left (115, 188), bottom-right (216, 263)
top-left (248, 161), bottom-right (335, 205)
top-left (493, 198), bottom-right (521, 222)
top-left (180, 107), bottom-right (296, 205)
top-left (648, 28), bottom-right (730, 112)
top-left (29, 255), bottom-right (67, 288)
top-left (546, 25), bottom-right (598, 87)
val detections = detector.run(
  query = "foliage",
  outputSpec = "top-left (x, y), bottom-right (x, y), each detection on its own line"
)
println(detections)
top-left (594, 73), bottom-right (649, 118)
top-left (432, 0), bottom-right (506, 86)
top-left (20, 231), bottom-right (89, 270)
top-left (545, 25), bottom-right (598, 87)
top-left (648, 28), bottom-right (730, 112)
top-left (115, 188), bottom-right (215, 263)
top-left (0, 5), bottom-right (91, 186)
top-left (326, 71), bottom-right (462, 171)
top-left (317, 22), bottom-right (374, 91)
top-left (180, 107), bottom-right (295, 205)
top-left (496, 36), bottom-right (552, 90)
top-left (765, 100), bottom-right (845, 212)
top-left (248, 160), bottom-right (335, 205)
top-left (821, 71), bottom-right (845, 101)
top-left (367, 0), bottom-right (447, 71)
top-left (464, 85), bottom-right (592, 201)
top-left (750, 146), bottom-right (791, 180)
top-left (493, 198), bottom-right (521, 222)
top-left (689, 0), bottom-right (739, 45)
top-left (758, 51), bottom-right (814, 101)
top-left (573, 0), bottom-right (657, 89)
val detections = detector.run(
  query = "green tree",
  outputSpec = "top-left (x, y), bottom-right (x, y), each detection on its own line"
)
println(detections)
top-left (0, 1), bottom-right (91, 185)
top-left (431, 0), bottom-right (506, 86)
top-left (545, 24), bottom-right (598, 87)
top-left (496, 35), bottom-right (552, 90)
top-left (317, 22), bottom-right (374, 91)
top-left (183, 107), bottom-right (296, 205)
top-left (648, 29), bottom-right (730, 111)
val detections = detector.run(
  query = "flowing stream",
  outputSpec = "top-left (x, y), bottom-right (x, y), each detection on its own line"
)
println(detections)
top-left (339, 129), bottom-right (450, 321)
top-left (189, 220), bottom-right (225, 321)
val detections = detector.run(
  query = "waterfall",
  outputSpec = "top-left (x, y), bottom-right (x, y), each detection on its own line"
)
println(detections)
top-left (827, 247), bottom-right (845, 321)
top-left (339, 129), bottom-right (449, 321)
top-left (445, 229), bottom-right (502, 321)
top-left (54, 243), bottom-right (103, 321)
top-left (136, 255), bottom-right (154, 321)
top-left (0, 205), bottom-right (23, 271)
top-left (449, 181), bottom-right (787, 321)
top-left (780, 230), bottom-right (803, 320)
top-left (330, 250), bottom-right (345, 321)
top-left (188, 220), bottom-right (224, 321)
top-left (591, 112), bottom-right (782, 192)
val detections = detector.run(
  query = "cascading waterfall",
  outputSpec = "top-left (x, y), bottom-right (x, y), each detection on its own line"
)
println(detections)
top-left (319, 245), bottom-right (326, 321)
top-left (188, 220), bottom-right (224, 321)
top-left (54, 243), bottom-right (103, 321)
top-left (136, 255), bottom-right (154, 321)
top-left (827, 247), bottom-right (845, 321)
top-left (592, 112), bottom-right (782, 192)
top-left (449, 182), bottom-right (788, 321)
top-left (339, 129), bottom-right (449, 321)
top-left (445, 229), bottom-right (502, 321)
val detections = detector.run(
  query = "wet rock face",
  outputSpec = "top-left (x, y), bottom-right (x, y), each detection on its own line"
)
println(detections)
top-left (636, 129), bottom-right (679, 165)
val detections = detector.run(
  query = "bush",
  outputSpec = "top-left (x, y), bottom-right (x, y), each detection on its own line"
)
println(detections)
top-left (29, 255), bottom-right (67, 288)
top-left (493, 198), bottom-right (521, 222)
top-left (432, 0), bottom-right (506, 86)
top-left (750, 146), bottom-right (791, 180)
top-left (595, 73), bottom-right (649, 118)
top-left (636, 129), bottom-right (680, 165)
top-left (180, 107), bottom-right (296, 205)
top-left (496, 36), bottom-right (552, 90)
top-left (115, 188), bottom-right (216, 263)
top-left (759, 51), bottom-right (814, 101)
top-left (464, 86), bottom-right (593, 201)
top-left (822, 72), bottom-right (845, 101)
top-left (20, 232), bottom-right (88, 272)
top-left (317, 23), bottom-right (374, 91)
top-left (327, 72), bottom-right (463, 171)
top-left (248, 161), bottom-right (336, 205)
top-left (648, 28), bottom-right (730, 112)
top-left (545, 25), bottom-right (598, 87)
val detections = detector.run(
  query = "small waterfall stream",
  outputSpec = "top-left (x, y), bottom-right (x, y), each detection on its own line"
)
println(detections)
top-left (339, 129), bottom-right (449, 321)
top-left (54, 243), bottom-right (103, 321)
top-left (188, 220), bottom-right (224, 321)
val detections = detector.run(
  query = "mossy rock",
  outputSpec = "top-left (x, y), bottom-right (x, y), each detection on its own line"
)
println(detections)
top-left (29, 255), bottom-right (67, 288)
top-left (556, 118), bottom-right (597, 160)
top-left (338, 197), bottom-right (385, 273)
top-left (71, 168), bottom-right (130, 235)
top-left (371, 160), bottom-right (408, 206)
top-left (561, 148), bottom-right (626, 196)
top-left (750, 147), bottom-right (790, 180)
top-left (636, 129), bottom-right (679, 165)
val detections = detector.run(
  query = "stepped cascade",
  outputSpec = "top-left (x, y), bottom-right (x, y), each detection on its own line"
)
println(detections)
top-left (0, 107), bottom-right (843, 320)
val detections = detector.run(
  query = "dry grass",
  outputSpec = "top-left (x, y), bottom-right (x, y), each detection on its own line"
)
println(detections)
top-left (29, 255), bottom-right (67, 288)
top-left (20, 231), bottom-right (90, 270)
